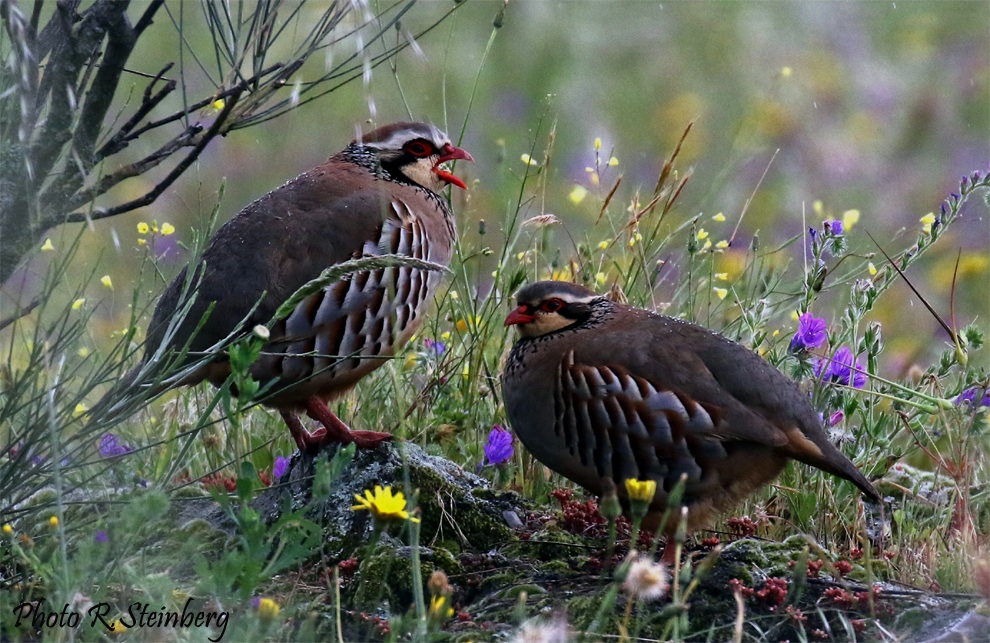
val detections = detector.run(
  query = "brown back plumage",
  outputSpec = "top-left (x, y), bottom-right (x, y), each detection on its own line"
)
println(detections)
top-left (144, 121), bottom-right (469, 411)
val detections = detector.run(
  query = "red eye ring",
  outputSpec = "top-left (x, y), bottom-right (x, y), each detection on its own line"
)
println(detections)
top-left (404, 140), bottom-right (434, 158)
top-left (541, 298), bottom-right (564, 313)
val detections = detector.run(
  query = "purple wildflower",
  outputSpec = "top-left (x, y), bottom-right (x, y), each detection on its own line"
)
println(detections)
top-left (808, 228), bottom-right (817, 242)
top-left (423, 338), bottom-right (446, 356)
top-left (789, 313), bottom-right (827, 353)
top-left (483, 426), bottom-right (513, 466)
top-left (825, 220), bottom-right (844, 236)
top-left (828, 410), bottom-right (845, 426)
top-left (815, 347), bottom-right (867, 389)
top-left (273, 456), bottom-right (290, 480)
top-left (98, 433), bottom-right (131, 457)
top-left (94, 530), bottom-right (108, 544)
top-left (956, 387), bottom-right (990, 407)
top-left (250, 596), bottom-right (261, 610)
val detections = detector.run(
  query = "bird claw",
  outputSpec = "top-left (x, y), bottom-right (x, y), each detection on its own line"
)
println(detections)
top-left (294, 425), bottom-right (391, 452)
top-left (280, 399), bottom-right (394, 453)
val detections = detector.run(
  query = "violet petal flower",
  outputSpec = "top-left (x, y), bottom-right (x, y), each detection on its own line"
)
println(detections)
top-left (828, 220), bottom-right (844, 236)
top-left (789, 313), bottom-right (827, 352)
top-left (815, 346), bottom-right (866, 389)
top-left (483, 426), bottom-right (513, 466)
top-left (423, 338), bottom-right (446, 356)
top-left (273, 456), bottom-right (289, 480)
top-left (94, 530), bottom-right (108, 544)
top-left (99, 433), bottom-right (131, 457)
top-left (956, 387), bottom-right (990, 407)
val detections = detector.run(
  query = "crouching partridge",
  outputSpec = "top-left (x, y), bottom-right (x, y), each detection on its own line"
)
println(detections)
top-left (501, 281), bottom-right (879, 557)
top-left (141, 121), bottom-right (472, 452)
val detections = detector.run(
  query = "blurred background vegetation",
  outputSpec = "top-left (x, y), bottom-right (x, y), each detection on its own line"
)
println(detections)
top-left (6, 0), bottom-right (989, 377)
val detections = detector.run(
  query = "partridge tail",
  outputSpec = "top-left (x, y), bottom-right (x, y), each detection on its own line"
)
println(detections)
top-left (781, 425), bottom-right (880, 502)
top-left (818, 453), bottom-right (879, 501)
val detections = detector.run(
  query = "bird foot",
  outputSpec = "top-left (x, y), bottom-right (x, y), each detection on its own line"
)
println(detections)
top-left (302, 398), bottom-right (392, 450)
top-left (281, 409), bottom-right (392, 453)
top-left (299, 425), bottom-right (392, 451)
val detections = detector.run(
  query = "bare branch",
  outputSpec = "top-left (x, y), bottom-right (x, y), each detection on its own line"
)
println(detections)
top-left (1, 0), bottom-right (465, 284)
top-left (54, 92), bottom-right (241, 227)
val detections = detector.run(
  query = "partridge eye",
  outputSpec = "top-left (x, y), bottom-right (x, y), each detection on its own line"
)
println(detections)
top-left (404, 140), bottom-right (434, 157)
top-left (541, 299), bottom-right (564, 313)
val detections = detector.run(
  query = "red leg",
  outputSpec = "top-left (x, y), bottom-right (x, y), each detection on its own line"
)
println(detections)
top-left (280, 410), bottom-right (327, 453)
top-left (303, 398), bottom-right (392, 450)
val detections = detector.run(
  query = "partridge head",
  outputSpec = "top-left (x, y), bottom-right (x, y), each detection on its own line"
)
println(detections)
top-left (138, 121), bottom-right (473, 451)
top-left (501, 281), bottom-right (878, 553)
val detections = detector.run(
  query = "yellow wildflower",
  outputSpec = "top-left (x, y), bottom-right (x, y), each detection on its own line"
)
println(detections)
top-left (595, 272), bottom-right (607, 286)
top-left (73, 403), bottom-right (88, 417)
top-left (160, 222), bottom-right (175, 235)
top-left (713, 287), bottom-right (728, 300)
top-left (256, 597), bottom-right (279, 620)
top-left (49, 516), bottom-right (59, 528)
top-left (781, 66), bottom-right (793, 78)
top-left (920, 212), bottom-right (936, 234)
top-left (569, 185), bottom-right (588, 205)
top-left (842, 209), bottom-right (860, 230)
top-left (520, 153), bottom-right (539, 167)
top-left (772, 329), bottom-right (780, 337)
top-left (72, 298), bottom-right (85, 310)
top-left (351, 485), bottom-right (420, 523)
top-left (212, 98), bottom-right (226, 111)
top-left (137, 238), bottom-right (147, 246)
top-left (598, 240), bottom-right (609, 250)
top-left (714, 272), bottom-right (728, 281)
top-left (101, 275), bottom-right (113, 289)
top-left (696, 228), bottom-right (709, 241)
top-left (702, 239), bottom-right (712, 251)
top-left (449, 290), bottom-right (459, 300)
top-left (440, 331), bottom-right (451, 341)
top-left (404, 352), bottom-right (418, 369)
top-left (108, 619), bottom-right (128, 634)
top-left (2, 524), bottom-right (12, 535)
top-left (608, 156), bottom-right (619, 166)
top-left (624, 478), bottom-right (657, 504)
top-left (77, 347), bottom-right (90, 358)
top-left (41, 238), bottom-right (55, 252)
top-left (712, 212), bottom-right (726, 222)
top-left (455, 319), bottom-right (469, 333)
top-left (136, 222), bottom-right (149, 234)
top-left (813, 200), bottom-right (824, 216)
top-left (594, 137), bottom-right (602, 151)
top-left (429, 595), bottom-right (454, 620)
top-left (868, 262), bottom-right (877, 276)
top-left (715, 240), bottom-right (729, 249)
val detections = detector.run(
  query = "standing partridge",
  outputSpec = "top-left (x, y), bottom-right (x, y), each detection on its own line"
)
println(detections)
top-left (501, 281), bottom-right (879, 554)
top-left (140, 121), bottom-right (472, 451)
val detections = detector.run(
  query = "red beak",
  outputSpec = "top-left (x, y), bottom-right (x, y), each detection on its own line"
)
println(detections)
top-left (432, 143), bottom-right (475, 190)
top-left (504, 305), bottom-right (536, 327)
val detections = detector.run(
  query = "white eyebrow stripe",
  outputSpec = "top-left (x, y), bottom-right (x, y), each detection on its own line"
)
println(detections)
top-left (366, 126), bottom-right (450, 150)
